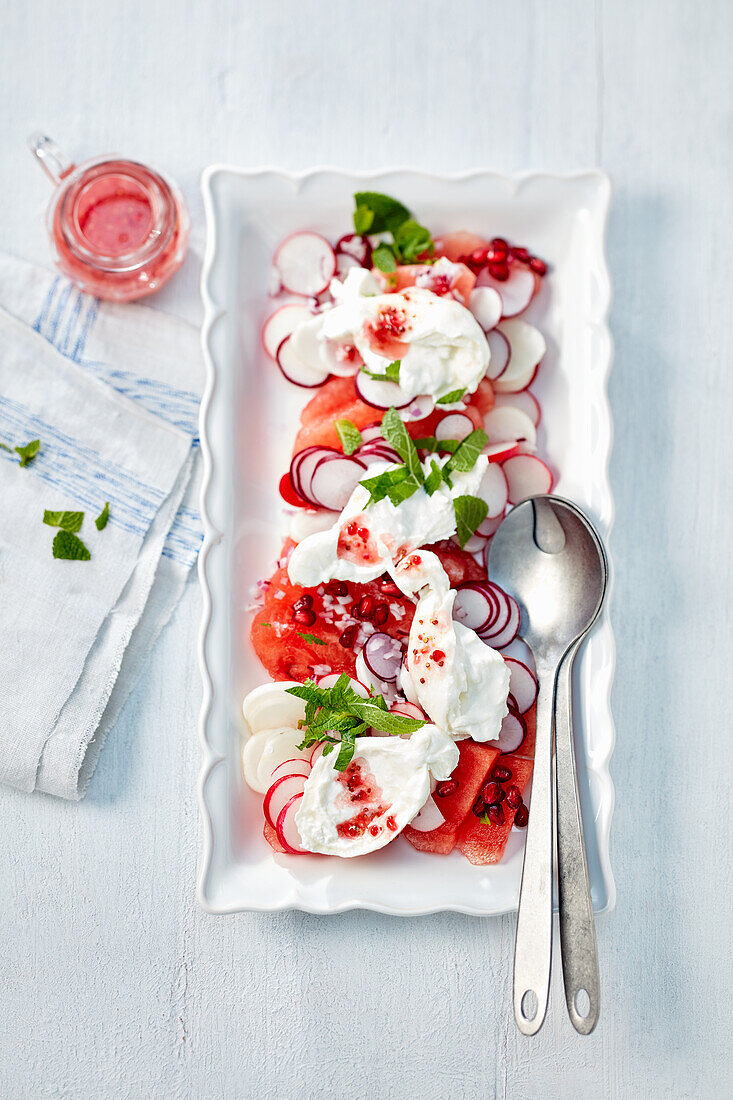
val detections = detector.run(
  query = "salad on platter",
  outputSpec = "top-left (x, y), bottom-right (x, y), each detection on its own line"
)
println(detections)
top-left (242, 190), bottom-right (553, 863)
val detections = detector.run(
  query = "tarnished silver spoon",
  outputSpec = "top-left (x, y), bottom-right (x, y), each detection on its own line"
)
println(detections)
top-left (488, 495), bottom-right (607, 1036)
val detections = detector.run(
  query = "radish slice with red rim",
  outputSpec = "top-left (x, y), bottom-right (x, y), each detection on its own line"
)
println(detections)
top-left (503, 658), bottom-right (538, 714)
top-left (309, 742), bottom-right (326, 766)
top-left (274, 232), bottom-right (336, 297)
top-left (319, 338), bottom-right (363, 377)
top-left (462, 532), bottom-right (489, 554)
top-left (290, 446), bottom-right (339, 502)
top-left (502, 454), bottom-right (554, 504)
top-left (308, 454), bottom-right (367, 511)
top-left (498, 635), bottom-right (536, 675)
top-left (487, 709), bottom-right (527, 753)
top-left (262, 303), bottom-right (313, 359)
top-left (484, 405), bottom-right (537, 451)
top-left (494, 390), bottom-right (541, 427)
top-left (476, 512), bottom-right (504, 538)
top-left (334, 253), bottom-right (360, 281)
top-left (276, 793), bottom-right (308, 854)
top-left (453, 583), bottom-right (499, 633)
top-left (401, 395), bottom-right (435, 421)
top-left (277, 336), bottom-right (330, 388)
top-left (480, 596), bottom-right (520, 649)
top-left (493, 320), bottom-right (546, 394)
top-left (362, 632), bottom-right (403, 683)
top-left (264, 773), bottom-right (307, 828)
top-left (484, 440), bottom-right (521, 463)
top-left (477, 263), bottom-right (538, 318)
top-left (315, 673), bottom-right (370, 699)
top-left (435, 412), bottom-right (475, 441)
top-left (335, 233), bottom-right (372, 267)
top-left (476, 463), bottom-right (509, 518)
top-left (485, 329), bottom-right (511, 381)
top-left (354, 370), bottom-right (412, 410)
top-left (359, 423), bottom-right (384, 443)
top-left (468, 286), bottom-right (503, 332)
top-left (409, 795), bottom-right (446, 832)
top-left (270, 758), bottom-right (311, 782)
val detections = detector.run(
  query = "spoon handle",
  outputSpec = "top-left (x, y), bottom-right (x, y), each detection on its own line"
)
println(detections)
top-left (555, 644), bottom-right (600, 1034)
top-left (513, 659), bottom-right (555, 1035)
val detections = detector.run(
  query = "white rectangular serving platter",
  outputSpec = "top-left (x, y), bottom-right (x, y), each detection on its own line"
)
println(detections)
top-left (198, 168), bottom-right (615, 916)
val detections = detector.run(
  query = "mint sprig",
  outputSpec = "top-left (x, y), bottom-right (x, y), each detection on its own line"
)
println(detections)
top-left (353, 192), bottom-right (410, 234)
top-left (43, 509), bottom-right (84, 534)
top-left (1, 438), bottom-right (41, 466)
top-left (352, 192), bottom-right (434, 270)
top-left (52, 530), bottom-right (91, 561)
top-left (372, 244), bottom-right (397, 273)
top-left (334, 419), bottom-right (363, 456)
top-left (361, 360), bottom-right (401, 383)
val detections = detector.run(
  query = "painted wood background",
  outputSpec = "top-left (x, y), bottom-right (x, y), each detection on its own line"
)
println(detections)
top-left (0, 1), bottom-right (730, 1096)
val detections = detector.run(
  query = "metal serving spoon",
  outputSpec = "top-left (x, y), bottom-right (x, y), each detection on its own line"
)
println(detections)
top-left (488, 495), bottom-right (607, 1036)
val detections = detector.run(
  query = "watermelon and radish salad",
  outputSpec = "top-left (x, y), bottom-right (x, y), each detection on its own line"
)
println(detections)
top-left (243, 192), bottom-right (555, 864)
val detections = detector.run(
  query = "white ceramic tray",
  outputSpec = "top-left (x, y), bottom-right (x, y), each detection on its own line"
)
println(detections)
top-left (198, 168), bottom-right (615, 915)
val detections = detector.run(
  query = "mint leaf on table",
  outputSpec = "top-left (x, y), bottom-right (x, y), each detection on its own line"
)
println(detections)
top-left (14, 439), bottom-right (40, 467)
top-left (445, 429), bottom-right (488, 473)
top-left (52, 530), bottom-right (91, 561)
top-left (453, 494), bottom-right (489, 549)
top-left (372, 244), bottom-right (397, 273)
top-left (436, 387), bottom-right (467, 405)
top-left (296, 632), bottom-right (326, 646)
top-left (43, 509), bottom-right (84, 534)
top-left (95, 501), bottom-right (110, 530)
top-left (334, 419), bottom-right (362, 455)
top-left (353, 192), bottom-right (411, 234)
top-left (361, 360), bottom-right (401, 383)
top-left (353, 205), bottom-right (375, 235)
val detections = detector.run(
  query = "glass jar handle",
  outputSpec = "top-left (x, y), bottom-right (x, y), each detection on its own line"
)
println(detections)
top-left (28, 132), bottom-right (75, 185)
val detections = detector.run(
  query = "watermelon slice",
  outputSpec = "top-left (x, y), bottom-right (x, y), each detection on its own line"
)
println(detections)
top-left (403, 741), bottom-right (500, 854)
top-left (379, 262), bottom-right (477, 304)
top-left (455, 753), bottom-right (534, 865)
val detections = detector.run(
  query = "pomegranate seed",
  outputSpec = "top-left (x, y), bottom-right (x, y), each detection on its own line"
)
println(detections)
top-left (481, 780), bottom-right (500, 804)
top-left (505, 784), bottom-right (522, 809)
top-left (431, 649), bottom-right (446, 663)
top-left (529, 256), bottom-right (547, 276)
top-left (292, 593), bottom-right (313, 610)
top-left (338, 624), bottom-right (358, 648)
top-left (491, 765), bottom-right (513, 782)
top-left (472, 798), bottom-right (485, 817)
top-left (386, 815), bottom-right (398, 831)
top-left (372, 602), bottom-right (389, 626)
top-left (325, 579), bottom-right (348, 597)
top-left (378, 575), bottom-right (401, 597)
top-left (489, 262), bottom-right (509, 282)
top-left (470, 247), bottom-right (489, 266)
top-left (369, 824), bottom-right (380, 836)
top-left (435, 779), bottom-right (458, 798)
top-left (345, 520), bottom-right (358, 536)
top-left (487, 803), bottom-right (505, 825)
top-left (292, 608), bottom-right (316, 626)
top-left (431, 275), bottom-right (452, 295)
top-left (514, 804), bottom-right (529, 828)
top-left (490, 237), bottom-right (508, 251)
top-left (510, 246), bottom-right (530, 263)
top-left (357, 526), bottom-right (369, 541)
top-left (354, 595), bottom-right (375, 621)
top-left (486, 245), bottom-right (508, 264)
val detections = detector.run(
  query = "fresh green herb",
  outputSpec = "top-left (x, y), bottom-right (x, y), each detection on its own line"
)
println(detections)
top-left (334, 419), bottom-right (363, 455)
top-left (412, 435), bottom-right (461, 455)
top-left (444, 429), bottom-right (489, 474)
top-left (52, 530), bottom-right (91, 561)
top-left (424, 460), bottom-right (444, 496)
top-left (380, 407), bottom-right (424, 485)
top-left (353, 192), bottom-right (410, 234)
top-left (260, 622), bottom-right (272, 627)
top-left (43, 509), bottom-right (84, 534)
top-left (286, 674), bottom-right (424, 769)
top-left (393, 218), bottom-right (434, 263)
top-left (14, 439), bottom-right (40, 467)
top-left (372, 244), bottom-right (397, 273)
top-left (360, 465), bottom-right (420, 507)
top-left (361, 360), bottom-right (401, 384)
top-left (353, 204), bottom-right (375, 235)
top-left (453, 495), bottom-right (489, 549)
top-left (297, 632), bottom-right (326, 646)
top-left (95, 501), bottom-right (110, 530)
top-left (0, 442), bottom-right (11, 453)
top-left (436, 387), bottom-right (467, 406)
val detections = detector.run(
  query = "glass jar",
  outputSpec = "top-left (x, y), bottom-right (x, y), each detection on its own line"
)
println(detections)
top-left (30, 133), bottom-right (190, 302)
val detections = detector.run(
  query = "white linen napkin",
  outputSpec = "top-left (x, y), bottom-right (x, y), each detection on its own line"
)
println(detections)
top-left (0, 255), bottom-right (203, 799)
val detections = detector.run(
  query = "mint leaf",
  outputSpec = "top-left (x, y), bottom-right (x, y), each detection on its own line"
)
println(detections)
top-left (386, 476), bottom-right (422, 507)
top-left (334, 419), bottom-right (363, 455)
top-left (95, 501), bottom-right (110, 530)
top-left (15, 439), bottom-right (40, 467)
top-left (0, 442), bottom-right (11, 453)
top-left (353, 192), bottom-right (411, 234)
top-left (445, 429), bottom-right (488, 473)
top-left (361, 360), bottom-right (401, 383)
top-left (413, 436), bottom-right (461, 454)
top-left (296, 631), bottom-right (326, 646)
top-left (360, 466), bottom-right (413, 506)
top-left (424, 460), bottom-right (443, 496)
top-left (453, 494), bottom-right (489, 548)
top-left (436, 387), bottom-right (467, 405)
top-left (380, 407), bottom-right (424, 484)
top-left (350, 701), bottom-right (425, 737)
top-left (52, 530), bottom-right (91, 561)
top-left (393, 218), bottom-right (434, 263)
top-left (353, 205), bottom-right (374, 235)
top-left (43, 509), bottom-right (84, 533)
top-left (334, 728), bottom-right (361, 770)
top-left (372, 244), bottom-right (397, 273)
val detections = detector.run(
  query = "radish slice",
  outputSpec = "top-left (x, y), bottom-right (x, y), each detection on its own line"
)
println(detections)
top-left (453, 583), bottom-right (498, 633)
top-left (493, 320), bottom-right (546, 393)
top-left (494, 390), bottom-right (541, 427)
top-left (503, 658), bottom-right (537, 714)
top-left (270, 757), bottom-right (311, 782)
top-left (480, 596), bottom-right (520, 649)
top-left (484, 440), bottom-right (521, 463)
top-left (319, 338), bottom-right (363, 377)
top-left (241, 730), bottom-right (274, 794)
top-left (334, 253), bottom-right (360, 281)
top-left (274, 232), bottom-right (336, 297)
top-left (477, 264), bottom-right (538, 318)
top-left (356, 441), bottom-right (401, 462)
top-left (308, 454), bottom-right (367, 511)
top-left (290, 446), bottom-right (339, 502)
top-left (502, 454), bottom-right (554, 504)
top-left (309, 742), bottom-right (326, 765)
top-left (479, 584), bottom-right (511, 637)
top-left (476, 512), bottom-right (504, 538)
top-left (336, 233), bottom-right (372, 267)
top-left (435, 412), bottom-right (475, 441)
top-left (264, 773), bottom-right (307, 828)
top-left (462, 532), bottom-right (489, 554)
top-left (363, 632), bottom-right (403, 683)
top-left (277, 335), bottom-right (330, 388)
top-left (484, 406), bottom-right (537, 451)
top-left (354, 370), bottom-right (412, 410)
top-left (485, 329), bottom-right (511, 380)
top-left (487, 709), bottom-right (527, 753)
top-left (390, 701), bottom-right (428, 721)
top-left (477, 463), bottom-right (509, 518)
top-left (276, 793), bottom-right (308, 854)
top-left (498, 635), bottom-right (536, 675)
top-left (357, 448), bottom-right (397, 468)
top-left (315, 673), bottom-right (370, 699)
top-left (262, 303), bottom-right (312, 359)
top-left (469, 286), bottom-right (503, 331)
top-left (409, 795), bottom-right (446, 832)
top-left (401, 395), bottom-right (435, 421)
top-left (359, 423), bottom-right (384, 443)
top-left (279, 471), bottom-right (311, 508)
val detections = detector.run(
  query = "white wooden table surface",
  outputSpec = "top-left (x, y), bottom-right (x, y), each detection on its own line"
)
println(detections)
top-left (1, 2), bottom-right (730, 1096)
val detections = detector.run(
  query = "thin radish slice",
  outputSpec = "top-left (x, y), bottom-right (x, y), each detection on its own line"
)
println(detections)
top-left (279, 471), bottom-right (311, 508)
top-left (264, 774), bottom-right (307, 828)
top-left (334, 253), bottom-right (360, 281)
top-left (502, 454), bottom-right (554, 504)
top-left (484, 406), bottom-right (537, 451)
top-left (498, 635), bottom-right (536, 675)
top-left (477, 263), bottom-right (539, 318)
top-left (357, 448), bottom-right (397, 468)
top-left (262, 303), bottom-right (312, 359)
top-left (477, 463), bottom-right (509, 518)
top-left (315, 673), bottom-right (370, 698)
top-left (277, 335), bottom-right (330, 388)
top-left (274, 232), bottom-right (336, 297)
top-left (480, 597), bottom-right (520, 649)
top-left (487, 709), bottom-right (527, 753)
top-left (494, 390), bottom-right (541, 427)
top-left (290, 446), bottom-right (339, 502)
top-left (479, 586), bottom-right (511, 638)
top-left (356, 441), bottom-right (401, 461)
top-left (241, 730), bottom-right (274, 794)
top-left (484, 440), bottom-right (521, 463)
top-left (308, 742), bottom-right (326, 766)
top-left (435, 412), bottom-right (475, 441)
top-left (276, 793), bottom-right (308, 854)
top-left (335, 233), bottom-right (372, 267)
top-left (453, 583), bottom-right (498, 634)
top-left (363, 633), bottom-right (403, 683)
top-left (400, 395), bottom-right (435, 421)
top-left (503, 658), bottom-right (538, 714)
top-left (359, 423), bottom-right (384, 443)
top-left (308, 454), bottom-right (367, 511)
top-left (468, 286), bottom-right (503, 332)
top-left (390, 700), bottom-right (428, 721)
top-left (319, 338), bottom-right (363, 377)
top-left (493, 320), bottom-right (546, 394)
top-left (409, 795), bottom-right (446, 832)
top-left (485, 329), bottom-right (511, 380)
top-left (476, 512), bottom-right (504, 538)
top-left (462, 532), bottom-right (489, 554)
top-left (354, 370), bottom-right (412, 410)
top-left (270, 757), bottom-right (311, 782)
